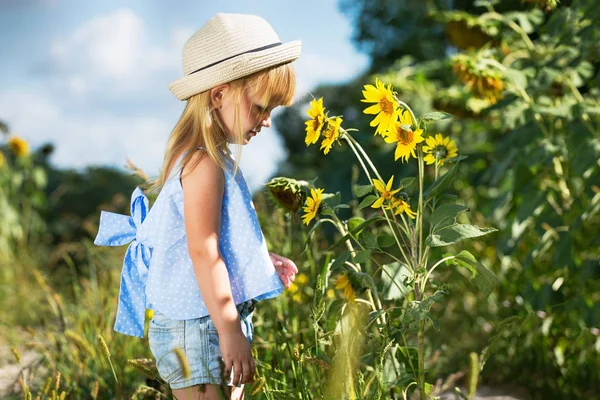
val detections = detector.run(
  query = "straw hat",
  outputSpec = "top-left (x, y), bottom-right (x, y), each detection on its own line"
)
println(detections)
top-left (168, 13), bottom-right (302, 101)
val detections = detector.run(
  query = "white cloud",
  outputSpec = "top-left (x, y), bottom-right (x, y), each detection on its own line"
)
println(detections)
top-left (0, 89), bottom-right (170, 174)
top-left (49, 9), bottom-right (183, 95)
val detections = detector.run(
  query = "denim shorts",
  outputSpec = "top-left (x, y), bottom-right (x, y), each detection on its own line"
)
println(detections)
top-left (148, 300), bottom-right (255, 390)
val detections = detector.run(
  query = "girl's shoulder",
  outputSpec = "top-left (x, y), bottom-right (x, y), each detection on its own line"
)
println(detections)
top-left (180, 148), bottom-right (226, 194)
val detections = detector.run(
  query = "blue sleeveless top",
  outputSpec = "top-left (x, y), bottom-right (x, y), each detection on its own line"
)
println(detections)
top-left (94, 150), bottom-right (283, 337)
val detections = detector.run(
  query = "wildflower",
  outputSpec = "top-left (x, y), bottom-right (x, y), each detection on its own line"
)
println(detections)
top-left (423, 133), bottom-right (458, 166)
top-left (292, 292), bottom-right (302, 303)
top-left (296, 273), bottom-right (309, 285)
top-left (392, 198), bottom-right (417, 219)
top-left (326, 288), bottom-right (335, 299)
top-left (361, 77), bottom-right (399, 136)
top-left (288, 282), bottom-right (299, 294)
top-left (335, 273), bottom-right (356, 303)
top-left (265, 177), bottom-right (308, 214)
top-left (302, 188), bottom-right (324, 225)
top-left (305, 98), bottom-right (326, 145)
top-left (145, 309), bottom-right (154, 320)
top-left (383, 110), bottom-right (425, 162)
top-left (7, 136), bottom-right (30, 157)
top-left (372, 175), bottom-right (401, 209)
top-left (320, 116), bottom-right (343, 154)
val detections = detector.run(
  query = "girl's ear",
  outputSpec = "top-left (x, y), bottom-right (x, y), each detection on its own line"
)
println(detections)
top-left (210, 84), bottom-right (230, 109)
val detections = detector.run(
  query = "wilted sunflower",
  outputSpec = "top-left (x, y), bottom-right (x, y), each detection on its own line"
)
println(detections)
top-left (392, 198), bottom-right (417, 219)
top-left (361, 77), bottom-right (399, 136)
top-left (320, 116), bottom-right (343, 155)
top-left (383, 110), bottom-right (425, 162)
top-left (335, 273), bottom-right (356, 303)
top-left (302, 188), bottom-right (324, 225)
top-left (7, 136), bottom-right (30, 157)
top-left (372, 175), bottom-right (401, 209)
top-left (452, 55), bottom-right (504, 104)
top-left (305, 98), bottom-right (326, 145)
top-left (423, 133), bottom-right (458, 166)
top-left (265, 177), bottom-right (308, 214)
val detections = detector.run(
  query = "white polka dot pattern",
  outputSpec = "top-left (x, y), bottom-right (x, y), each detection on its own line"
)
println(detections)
top-left (94, 155), bottom-right (283, 338)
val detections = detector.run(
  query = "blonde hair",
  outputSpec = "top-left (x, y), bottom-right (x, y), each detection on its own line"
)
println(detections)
top-left (149, 62), bottom-right (296, 194)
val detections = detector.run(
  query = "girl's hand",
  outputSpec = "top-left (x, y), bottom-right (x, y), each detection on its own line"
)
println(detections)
top-left (269, 252), bottom-right (298, 289)
top-left (219, 329), bottom-right (255, 386)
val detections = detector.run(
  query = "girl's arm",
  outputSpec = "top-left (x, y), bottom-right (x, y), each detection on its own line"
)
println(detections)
top-left (181, 151), bottom-right (254, 386)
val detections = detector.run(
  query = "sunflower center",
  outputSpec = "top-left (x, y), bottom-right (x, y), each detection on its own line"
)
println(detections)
top-left (396, 128), bottom-right (413, 145)
top-left (434, 144), bottom-right (448, 160)
top-left (379, 97), bottom-right (393, 115)
top-left (312, 117), bottom-right (321, 132)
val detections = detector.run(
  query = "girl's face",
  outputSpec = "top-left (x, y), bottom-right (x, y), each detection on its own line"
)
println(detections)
top-left (216, 85), bottom-right (275, 145)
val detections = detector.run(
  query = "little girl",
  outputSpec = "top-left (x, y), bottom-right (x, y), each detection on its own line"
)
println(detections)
top-left (94, 13), bottom-right (301, 400)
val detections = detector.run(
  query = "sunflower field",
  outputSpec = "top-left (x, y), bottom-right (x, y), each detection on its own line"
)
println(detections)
top-left (1, 0), bottom-right (599, 399)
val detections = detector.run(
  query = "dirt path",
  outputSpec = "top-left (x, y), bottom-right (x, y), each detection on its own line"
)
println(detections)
top-left (0, 334), bottom-right (42, 398)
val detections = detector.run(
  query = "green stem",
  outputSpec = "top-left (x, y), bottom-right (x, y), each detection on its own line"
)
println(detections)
top-left (418, 320), bottom-right (426, 400)
top-left (344, 132), bottom-right (413, 271)
top-left (418, 151), bottom-right (425, 270)
top-left (480, 12), bottom-right (535, 50)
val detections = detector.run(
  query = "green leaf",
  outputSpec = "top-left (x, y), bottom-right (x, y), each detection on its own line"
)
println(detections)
top-left (322, 192), bottom-right (341, 207)
top-left (330, 215), bottom-right (386, 250)
top-left (334, 204), bottom-right (350, 210)
top-left (319, 207), bottom-right (336, 217)
top-left (505, 68), bottom-right (528, 90)
top-left (447, 250), bottom-right (500, 297)
top-left (425, 161), bottom-right (459, 200)
top-left (399, 177), bottom-right (416, 189)
top-left (354, 184), bottom-right (373, 198)
top-left (377, 234), bottom-right (396, 248)
top-left (353, 250), bottom-right (372, 264)
top-left (330, 251), bottom-right (350, 272)
top-left (421, 111), bottom-right (451, 122)
top-left (430, 203), bottom-right (469, 232)
top-left (361, 231), bottom-right (379, 249)
top-left (382, 262), bottom-right (411, 300)
top-left (305, 219), bottom-right (326, 245)
top-left (358, 195), bottom-right (378, 210)
top-left (347, 217), bottom-right (365, 232)
top-left (426, 224), bottom-right (497, 247)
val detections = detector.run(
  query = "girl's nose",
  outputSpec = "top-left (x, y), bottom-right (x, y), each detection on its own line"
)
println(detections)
top-left (261, 115), bottom-right (272, 128)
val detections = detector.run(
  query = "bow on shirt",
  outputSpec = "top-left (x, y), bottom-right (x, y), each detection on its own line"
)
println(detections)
top-left (94, 187), bottom-right (152, 338)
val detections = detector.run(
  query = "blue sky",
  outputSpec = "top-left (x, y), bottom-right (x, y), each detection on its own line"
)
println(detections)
top-left (0, 0), bottom-right (368, 191)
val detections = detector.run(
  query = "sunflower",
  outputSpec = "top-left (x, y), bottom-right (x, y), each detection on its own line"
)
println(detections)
top-left (305, 98), bottom-right (326, 145)
top-left (372, 175), bottom-right (401, 209)
top-left (423, 133), bottom-right (459, 166)
top-left (302, 188), bottom-right (324, 225)
top-left (361, 77), bottom-right (399, 136)
top-left (320, 116), bottom-right (343, 154)
top-left (452, 55), bottom-right (504, 104)
top-left (335, 273), bottom-right (356, 303)
top-left (392, 198), bottom-right (417, 219)
top-left (7, 136), bottom-right (30, 157)
top-left (266, 177), bottom-right (308, 214)
top-left (383, 110), bottom-right (425, 162)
